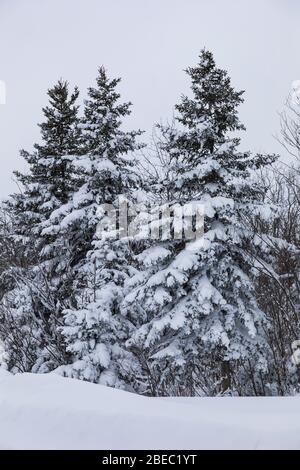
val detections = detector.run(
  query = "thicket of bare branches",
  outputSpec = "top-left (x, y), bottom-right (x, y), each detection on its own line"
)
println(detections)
top-left (248, 92), bottom-right (300, 395)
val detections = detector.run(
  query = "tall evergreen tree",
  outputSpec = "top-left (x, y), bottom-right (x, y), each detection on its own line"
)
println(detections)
top-left (49, 67), bottom-right (143, 386)
top-left (1, 80), bottom-right (82, 372)
top-left (121, 50), bottom-right (278, 396)
top-left (7, 80), bottom-right (82, 262)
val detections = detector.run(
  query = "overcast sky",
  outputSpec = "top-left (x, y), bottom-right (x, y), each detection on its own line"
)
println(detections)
top-left (0, 0), bottom-right (299, 199)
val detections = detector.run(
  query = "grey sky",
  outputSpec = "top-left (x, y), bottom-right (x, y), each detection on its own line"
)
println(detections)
top-left (0, 0), bottom-right (299, 199)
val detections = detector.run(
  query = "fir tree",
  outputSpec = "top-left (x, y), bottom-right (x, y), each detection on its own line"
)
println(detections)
top-left (1, 80), bottom-right (82, 372)
top-left (50, 67), bottom-right (143, 386)
top-left (121, 50), bottom-right (278, 396)
top-left (7, 79), bottom-right (82, 266)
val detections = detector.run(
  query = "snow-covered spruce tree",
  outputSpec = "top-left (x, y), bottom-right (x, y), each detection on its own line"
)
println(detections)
top-left (1, 80), bottom-right (82, 372)
top-left (10, 80), bottom-right (82, 246)
top-left (49, 67), bottom-right (143, 387)
top-left (121, 50), bottom-right (277, 396)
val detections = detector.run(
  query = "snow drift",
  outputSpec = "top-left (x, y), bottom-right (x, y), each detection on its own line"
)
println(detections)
top-left (0, 369), bottom-right (300, 450)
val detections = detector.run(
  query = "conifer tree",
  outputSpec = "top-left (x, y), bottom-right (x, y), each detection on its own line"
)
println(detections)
top-left (1, 80), bottom-right (82, 372)
top-left (11, 80), bottom-right (82, 247)
top-left (50, 67), bottom-right (143, 386)
top-left (121, 50), bottom-right (278, 396)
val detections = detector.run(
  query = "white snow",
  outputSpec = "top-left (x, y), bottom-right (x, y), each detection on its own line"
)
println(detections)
top-left (1, 370), bottom-right (300, 450)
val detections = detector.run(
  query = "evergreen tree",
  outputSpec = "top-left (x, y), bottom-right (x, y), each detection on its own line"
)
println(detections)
top-left (11, 80), bottom-right (82, 247)
top-left (1, 80), bottom-right (82, 372)
top-left (50, 67), bottom-right (143, 386)
top-left (121, 50), bottom-right (278, 396)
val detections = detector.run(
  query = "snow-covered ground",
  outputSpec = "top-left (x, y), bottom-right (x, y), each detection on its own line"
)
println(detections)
top-left (0, 369), bottom-right (300, 450)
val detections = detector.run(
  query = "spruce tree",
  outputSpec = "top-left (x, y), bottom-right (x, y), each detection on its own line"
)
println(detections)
top-left (50, 67), bottom-right (143, 386)
top-left (11, 80), bottom-right (81, 243)
top-left (121, 50), bottom-right (277, 396)
top-left (2, 80), bottom-right (82, 372)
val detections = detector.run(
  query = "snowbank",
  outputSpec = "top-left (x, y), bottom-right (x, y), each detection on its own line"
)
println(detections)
top-left (0, 369), bottom-right (300, 450)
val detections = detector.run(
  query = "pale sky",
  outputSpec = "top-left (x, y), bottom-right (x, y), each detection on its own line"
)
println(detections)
top-left (0, 0), bottom-right (300, 198)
